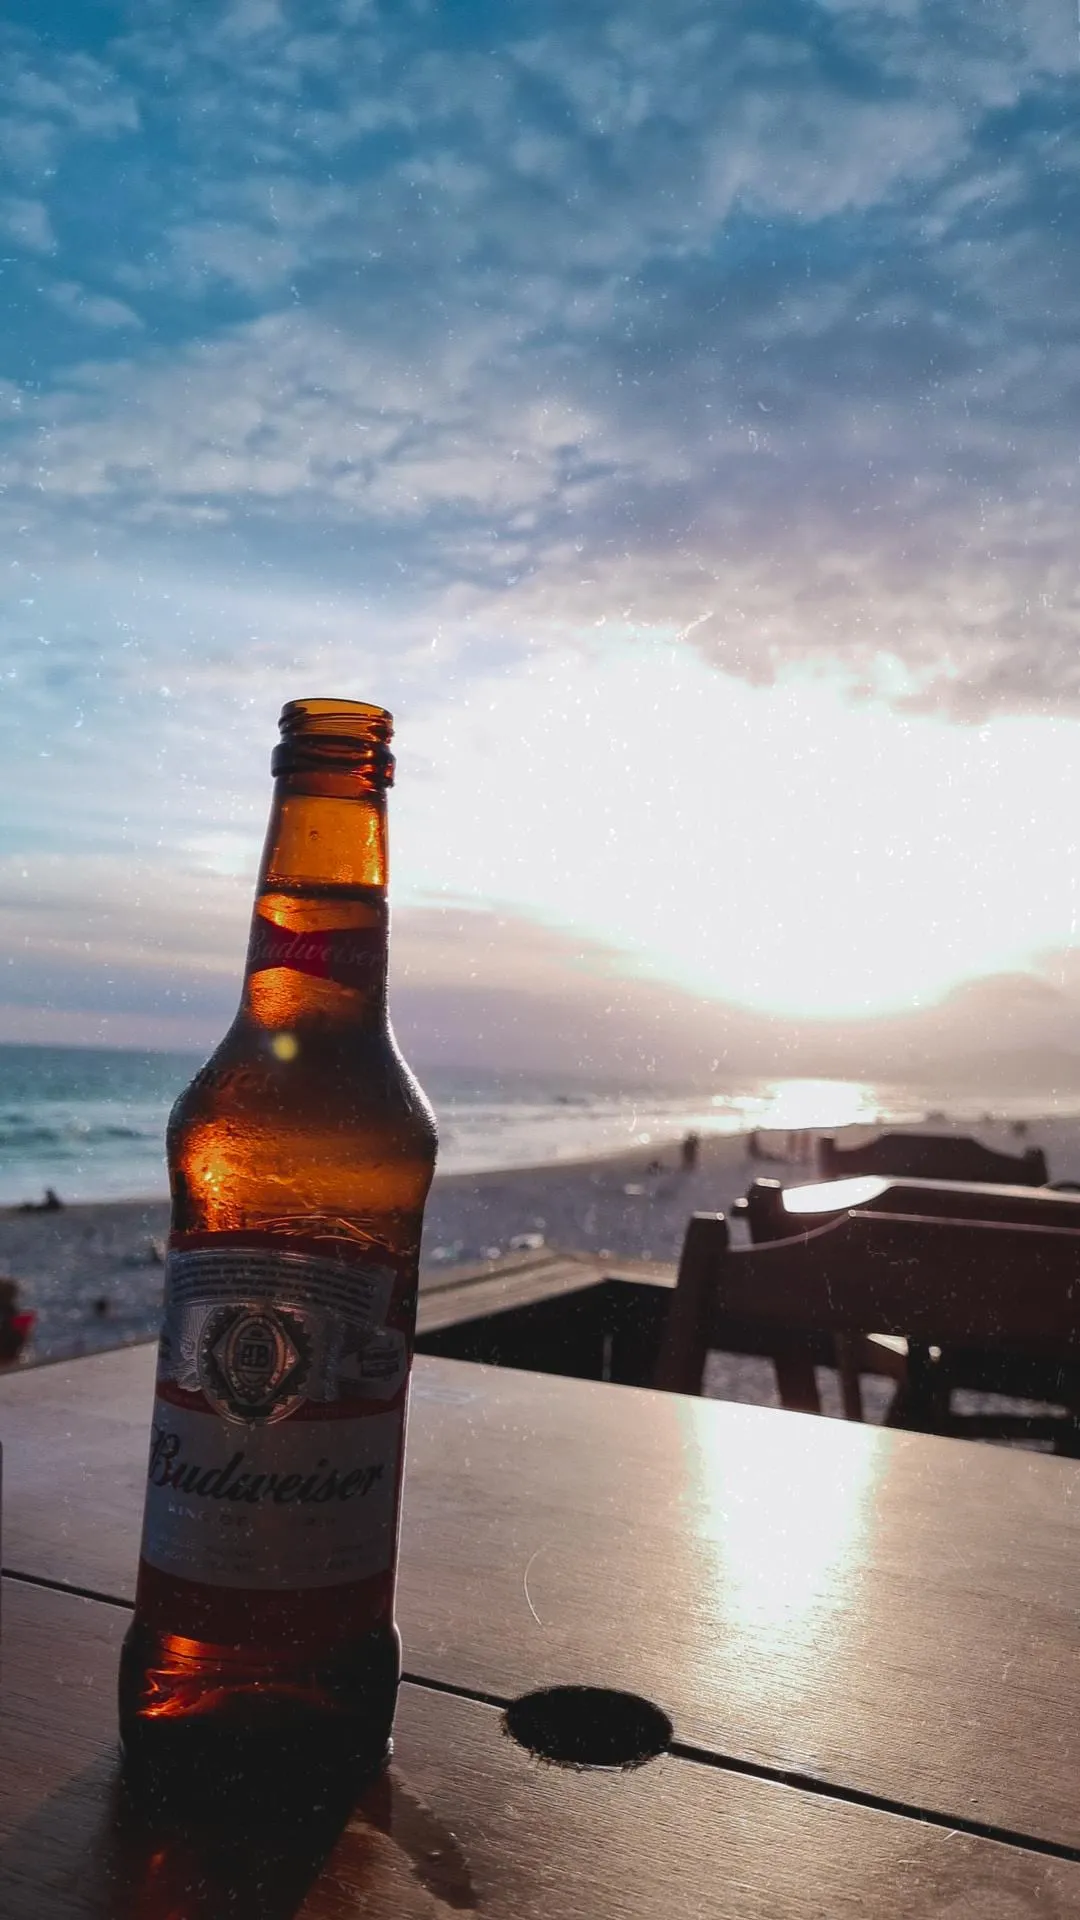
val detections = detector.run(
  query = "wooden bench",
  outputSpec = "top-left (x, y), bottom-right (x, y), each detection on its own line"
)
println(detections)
top-left (416, 1249), bottom-right (677, 1383)
top-left (817, 1130), bottom-right (1049, 1185)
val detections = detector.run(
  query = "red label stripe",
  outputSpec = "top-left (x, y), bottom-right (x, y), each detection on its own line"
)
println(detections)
top-left (246, 915), bottom-right (386, 993)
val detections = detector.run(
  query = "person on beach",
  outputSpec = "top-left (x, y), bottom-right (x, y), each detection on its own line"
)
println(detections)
top-left (16, 1187), bottom-right (64, 1213)
top-left (0, 1276), bottom-right (35, 1364)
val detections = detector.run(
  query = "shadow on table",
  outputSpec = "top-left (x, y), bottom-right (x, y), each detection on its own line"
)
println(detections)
top-left (0, 1750), bottom-right (475, 1919)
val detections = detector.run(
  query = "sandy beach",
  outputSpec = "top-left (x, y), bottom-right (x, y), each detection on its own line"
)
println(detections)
top-left (0, 1130), bottom-right (754, 1365)
top-left (3, 1116), bottom-right (1077, 1422)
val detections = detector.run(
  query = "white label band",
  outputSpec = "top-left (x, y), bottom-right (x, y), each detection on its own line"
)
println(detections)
top-left (140, 1397), bottom-right (402, 1591)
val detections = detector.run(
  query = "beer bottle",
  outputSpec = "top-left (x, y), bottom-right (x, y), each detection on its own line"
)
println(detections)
top-left (119, 698), bottom-right (437, 1801)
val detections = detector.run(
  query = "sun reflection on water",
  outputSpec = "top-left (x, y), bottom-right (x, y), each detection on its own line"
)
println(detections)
top-left (739, 1078), bottom-right (897, 1133)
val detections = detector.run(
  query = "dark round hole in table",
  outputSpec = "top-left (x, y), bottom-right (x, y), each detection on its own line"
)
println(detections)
top-left (503, 1686), bottom-right (673, 1770)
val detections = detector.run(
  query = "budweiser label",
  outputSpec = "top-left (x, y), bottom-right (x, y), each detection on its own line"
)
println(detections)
top-left (140, 1236), bottom-right (412, 1590)
top-left (246, 914), bottom-right (386, 993)
top-left (141, 1401), bottom-right (400, 1590)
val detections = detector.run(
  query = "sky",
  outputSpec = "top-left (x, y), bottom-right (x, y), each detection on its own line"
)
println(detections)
top-left (2, 0), bottom-right (1080, 1099)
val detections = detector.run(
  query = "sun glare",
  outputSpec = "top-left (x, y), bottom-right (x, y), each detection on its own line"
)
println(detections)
top-left (397, 640), bottom-right (1080, 1023)
top-left (742, 1079), bottom-right (885, 1131)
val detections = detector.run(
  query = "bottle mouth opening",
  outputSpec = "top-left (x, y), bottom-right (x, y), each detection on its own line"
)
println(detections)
top-left (273, 698), bottom-right (395, 784)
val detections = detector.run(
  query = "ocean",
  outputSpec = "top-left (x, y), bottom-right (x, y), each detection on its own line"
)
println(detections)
top-left (0, 1042), bottom-right (927, 1208)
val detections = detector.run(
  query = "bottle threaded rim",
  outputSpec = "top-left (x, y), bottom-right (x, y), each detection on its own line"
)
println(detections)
top-left (272, 698), bottom-right (395, 784)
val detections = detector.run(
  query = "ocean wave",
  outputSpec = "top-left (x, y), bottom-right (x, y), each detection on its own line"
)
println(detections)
top-left (0, 1113), bottom-right (158, 1151)
top-left (0, 1041), bottom-right (934, 1206)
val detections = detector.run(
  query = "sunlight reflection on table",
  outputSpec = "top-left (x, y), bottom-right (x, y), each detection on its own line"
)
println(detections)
top-left (678, 1397), bottom-right (885, 1717)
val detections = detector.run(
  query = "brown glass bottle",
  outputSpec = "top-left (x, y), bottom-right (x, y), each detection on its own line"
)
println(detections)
top-left (119, 699), bottom-right (437, 1805)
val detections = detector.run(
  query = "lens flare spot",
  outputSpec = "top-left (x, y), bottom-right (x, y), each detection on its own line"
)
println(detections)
top-left (270, 1031), bottom-right (299, 1062)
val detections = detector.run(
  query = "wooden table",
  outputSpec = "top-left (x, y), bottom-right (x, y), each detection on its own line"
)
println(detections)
top-left (3, 1349), bottom-right (1080, 1915)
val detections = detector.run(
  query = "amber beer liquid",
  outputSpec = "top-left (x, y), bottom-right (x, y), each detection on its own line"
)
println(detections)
top-left (119, 700), bottom-right (437, 1796)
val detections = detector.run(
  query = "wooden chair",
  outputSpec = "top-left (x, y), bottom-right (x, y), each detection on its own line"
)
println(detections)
top-left (655, 1209), bottom-right (1080, 1450)
top-left (731, 1175), bottom-right (1080, 1422)
top-left (817, 1131), bottom-right (1048, 1186)
top-left (737, 1173), bottom-right (1080, 1243)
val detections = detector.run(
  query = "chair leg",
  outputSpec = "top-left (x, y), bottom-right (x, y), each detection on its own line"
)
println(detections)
top-left (772, 1343), bottom-right (822, 1415)
top-left (833, 1335), bottom-right (865, 1422)
top-left (892, 1341), bottom-right (949, 1433)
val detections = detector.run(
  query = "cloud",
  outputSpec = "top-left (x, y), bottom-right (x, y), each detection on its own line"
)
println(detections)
top-left (1, 0), bottom-right (1077, 715)
top-left (0, 306), bottom-right (601, 548)
top-left (4, 43), bottom-right (139, 140)
top-left (45, 280), bottom-right (143, 328)
top-left (6, 572), bottom-right (1080, 1035)
top-left (7, 858), bottom-right (1080, 1100)
top-left (5, 180), bottom-right (1079, 717)
top-left (0, 194), bottom-right (54, 252)
top-left (4, 0), bottom-right (1080, 1072)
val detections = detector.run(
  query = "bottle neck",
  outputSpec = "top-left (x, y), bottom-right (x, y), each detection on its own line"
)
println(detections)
top-left (241, 780), bottom-right (390, 1029)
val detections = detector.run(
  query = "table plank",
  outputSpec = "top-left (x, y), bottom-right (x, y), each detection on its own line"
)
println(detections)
top-left (3, 1348), bottom-right (1080, 1852)
top-left (2, 1579), bottom-right (1076, 1920)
